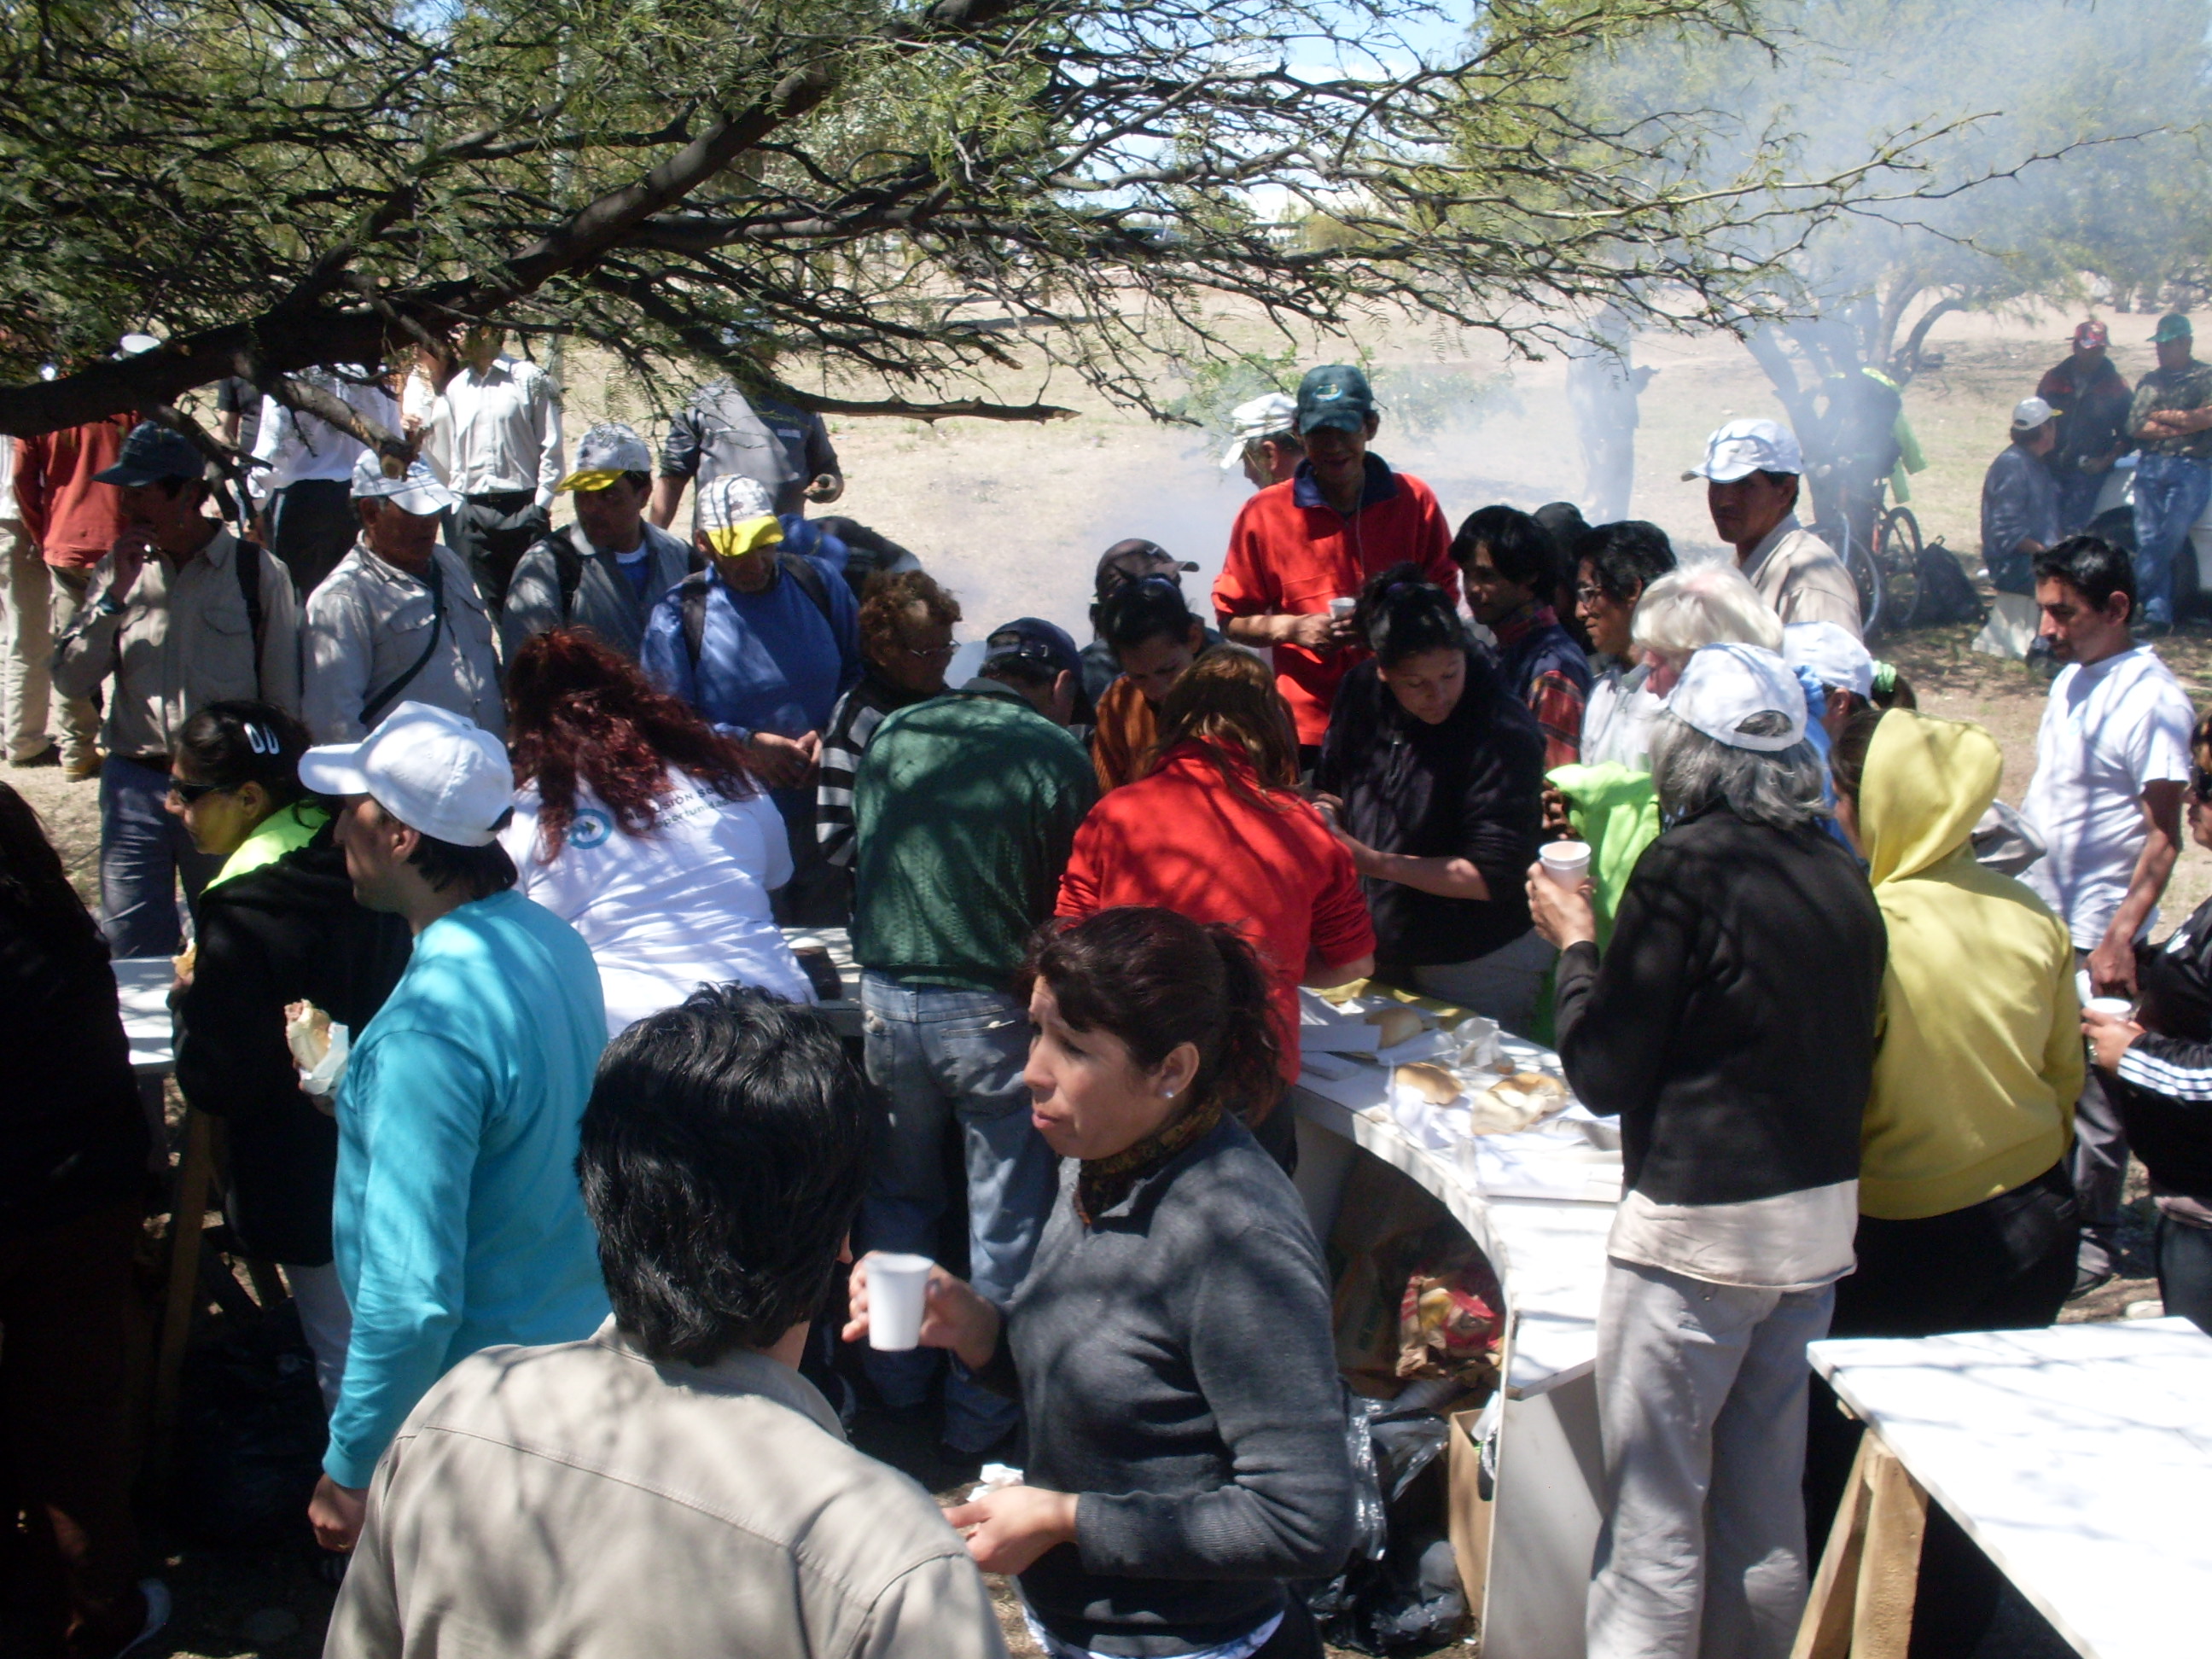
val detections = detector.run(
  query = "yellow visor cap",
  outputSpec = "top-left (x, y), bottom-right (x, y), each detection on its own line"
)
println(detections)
top-left (556, 468), bottom-right (627, 493)
top-left (706, 516), bottom-right (784, 560)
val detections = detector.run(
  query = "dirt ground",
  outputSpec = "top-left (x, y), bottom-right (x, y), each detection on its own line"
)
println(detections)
top-left (9, 300), bottom-right (2193, 1658)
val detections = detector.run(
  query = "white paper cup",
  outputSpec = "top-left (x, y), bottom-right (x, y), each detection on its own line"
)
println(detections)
top-left (2085, 998), bottom-right (2135, 1021)
top-left (866, 1253), bottom-right (934, 1352)
top-left (1329, 596), bottom-right (1357, 620)
top-left (1540, 841), bottom-right (1592, 887)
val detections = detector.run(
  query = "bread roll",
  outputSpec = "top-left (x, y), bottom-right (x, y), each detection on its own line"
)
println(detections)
top-left (1365, 1005), bottom-right (1425, 1050)
top-left (1394, 1062), bottom-right (1462, 1105)
top-left (1466, 1070), bottom-right (1571, 1133)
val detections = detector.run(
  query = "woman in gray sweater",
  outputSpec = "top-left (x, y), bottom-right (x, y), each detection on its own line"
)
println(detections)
top-left (847, 906), bottom-right (1357, 1657)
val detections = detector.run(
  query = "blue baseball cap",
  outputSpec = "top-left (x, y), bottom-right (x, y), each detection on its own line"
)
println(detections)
top-left (1295, 364), bottom-right (1376, 436)
top-left (93, 422), bottom-right (205, 487)
top-left (983, 617), bottom-right (1083, 681)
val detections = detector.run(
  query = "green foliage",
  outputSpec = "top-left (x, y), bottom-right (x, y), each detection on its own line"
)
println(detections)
top-left (0, 0), bottom-right (2045, 435)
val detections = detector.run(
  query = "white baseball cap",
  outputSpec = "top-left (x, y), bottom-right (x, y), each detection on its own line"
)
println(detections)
top-left (350, 450), bottom-right (458, 516)
top-left (1683, 418), bottom-right (1803, 483)
top-left (299, 701), bottom-right (515, 847)
top-left (698, 472), bottom-right (777, 530)
top-left (2011, 395), bottom-right (2056, 433)
top-left (1782, 620), bottom-right (1873, 700)
top-left (1219, 392), bottom-right (1301, 469)
top-left (1668, 643), bottom-right (1808, 753)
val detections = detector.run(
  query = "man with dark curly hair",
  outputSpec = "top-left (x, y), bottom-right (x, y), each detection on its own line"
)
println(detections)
top-left (327, 987), bottom-right (1010, 1658)
top-left (816, 569), bottom-right (963, 872)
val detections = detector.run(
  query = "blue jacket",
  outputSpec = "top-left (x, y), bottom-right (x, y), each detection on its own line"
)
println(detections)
top-left (324, 890), bottom-right (609, 1487)
top-left (639, 545), bottom-right (860, 742)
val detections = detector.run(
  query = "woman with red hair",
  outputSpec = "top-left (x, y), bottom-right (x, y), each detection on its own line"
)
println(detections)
top-left (501, 628), bottom-right (814, 1033)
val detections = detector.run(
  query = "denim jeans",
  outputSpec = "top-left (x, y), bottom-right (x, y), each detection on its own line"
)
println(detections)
top-left (857, 973), bottom-right (1060, 1450)
top-left (99, 754), bottom-right (222, 959)
top-left (2129, 452), bottom-right (2212, 624)
top-left (2158, 1212), bottom-right (2212, 1334)
top-left (2055, 464), bottom-right (2108, 538)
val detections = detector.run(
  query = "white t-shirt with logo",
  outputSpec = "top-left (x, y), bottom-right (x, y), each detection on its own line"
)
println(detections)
top-left (2021, 645), bottom-right (2195, 950)
top-left (501, 766), bottom-right (814, 1035)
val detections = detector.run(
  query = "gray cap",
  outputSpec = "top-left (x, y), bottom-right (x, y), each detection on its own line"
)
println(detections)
top-left (92, 422), bottom-right (203, 487)
top-left (556, 422), bottom-right (652, 490)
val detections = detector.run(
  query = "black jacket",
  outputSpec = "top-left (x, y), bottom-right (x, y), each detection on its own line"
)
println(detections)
top-left (2104, 898), bottom-right (2212, 1200)
top-left (1555, 807), bottom-right (1886, 1207)
top-left (173, 824), bottom-right (412, 1263)
top-left (1315, 649), bottom-right (1545, 967)
top-left (0, 901), bottom-right (148, 1239)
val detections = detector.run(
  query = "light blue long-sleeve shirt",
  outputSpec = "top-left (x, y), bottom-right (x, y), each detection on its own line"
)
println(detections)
top-left (324, 889), bottom-right (610, 1488)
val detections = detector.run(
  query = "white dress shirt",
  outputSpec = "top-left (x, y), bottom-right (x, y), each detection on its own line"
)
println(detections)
top-left (250, 369), bottom-right (400, 497)
top-left (422, 356), bottom-right (564, 507)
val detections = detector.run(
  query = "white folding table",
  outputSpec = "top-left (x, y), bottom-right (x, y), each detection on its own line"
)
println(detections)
top-left (1799, 1318), bottom-right (2212, 1658)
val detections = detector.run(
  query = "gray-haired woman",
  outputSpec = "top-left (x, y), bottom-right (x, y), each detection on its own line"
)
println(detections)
top-left (1526, 642), bottom-right (1886, 1659)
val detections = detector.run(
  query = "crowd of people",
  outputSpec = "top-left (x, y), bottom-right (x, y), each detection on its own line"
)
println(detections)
top-left (2, 341), bottom-right (2210, 1659)
top-left (1982, 312), bottom-right (2212, 629)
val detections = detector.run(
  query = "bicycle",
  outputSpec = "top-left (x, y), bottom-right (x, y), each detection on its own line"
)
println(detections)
top-left (1814, 475), bottom-right (1924, 637)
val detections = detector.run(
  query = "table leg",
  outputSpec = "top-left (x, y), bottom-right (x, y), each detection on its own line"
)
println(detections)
top-left (152, 1107), bottom-right (215, 1469)
top-left (1790, 1428), bottom-right (1930, 1659)
top-left (1851, 1438), bottom-right (1930, 1658)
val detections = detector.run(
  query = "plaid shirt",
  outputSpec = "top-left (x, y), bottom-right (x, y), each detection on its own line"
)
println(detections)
top-left (1492, 602), bottom-right (1590, 771)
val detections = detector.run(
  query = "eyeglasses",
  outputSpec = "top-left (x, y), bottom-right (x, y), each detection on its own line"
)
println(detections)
top-left (166, 778), bottom-right (232, 806)
top-left (900, 638), bottom-right (958, 661)
top-left (2191, 767), bottom-right (2212, 804)
top-left (1574, 584), bottom-right (1616, 604)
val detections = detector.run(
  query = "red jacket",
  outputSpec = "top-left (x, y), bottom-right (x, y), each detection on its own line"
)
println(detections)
top-left (1057, 740), bottom-right (1375, 1084)
top-left (1213, 456), bottom-right (1456, 744)
top-left (15, 417), bottom-right (131, 568)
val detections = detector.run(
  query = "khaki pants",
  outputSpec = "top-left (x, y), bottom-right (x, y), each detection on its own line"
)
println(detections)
top-left (1, 522), bottom-right (53, 762)
top-left (1587, 1260), bottom-right (1834, 1659)
top-left (42, 562), bottom-right (101, 767)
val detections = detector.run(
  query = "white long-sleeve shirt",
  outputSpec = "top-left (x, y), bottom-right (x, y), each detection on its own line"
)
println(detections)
top-left (422, 356), bottom-right (564, 508)
top-left (250, 369), bottom-right (400, 497)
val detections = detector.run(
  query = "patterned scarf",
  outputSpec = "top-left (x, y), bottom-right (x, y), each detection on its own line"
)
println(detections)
top-left (1074, 1096), bottom-right (1225, 1227)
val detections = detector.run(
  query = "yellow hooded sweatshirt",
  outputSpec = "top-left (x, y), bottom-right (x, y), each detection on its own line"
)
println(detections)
top-left (1858, 710), bottom-right (2082, 1220)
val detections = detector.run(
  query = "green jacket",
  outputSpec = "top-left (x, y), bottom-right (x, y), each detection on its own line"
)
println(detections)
top-left (1547, 761), bottom-right (1662, 950)
top-left (852, 679), bottom-right (1097, 991)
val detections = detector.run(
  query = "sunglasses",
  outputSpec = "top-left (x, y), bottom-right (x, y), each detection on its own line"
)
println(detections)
top-left (2192, 768), bottom-right (2212, 805)
top-left (900, 637), bottom-right (958, 661)
top-left (166, 778), bottom-right (233, 806)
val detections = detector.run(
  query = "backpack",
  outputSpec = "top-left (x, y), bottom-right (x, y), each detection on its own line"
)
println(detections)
top-left (545, 525), bottom-right (705, 616)
top-left (1914, 538), bottom-right (1987, 629)
top-left (678, 552), bottom-right (835, 671)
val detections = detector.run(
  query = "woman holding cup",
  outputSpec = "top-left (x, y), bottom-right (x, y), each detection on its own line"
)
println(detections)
top-left (845, 908), bottom-right (1355, 1659)
top-left (1313, 563), bottom-right (1549, 1032)
top-left (2082, 707), bottom-right (2212, 1335)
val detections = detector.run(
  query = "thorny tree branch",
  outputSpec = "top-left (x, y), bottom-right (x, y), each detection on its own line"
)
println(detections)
top-left (0, 0), bottom-right (2075, 436)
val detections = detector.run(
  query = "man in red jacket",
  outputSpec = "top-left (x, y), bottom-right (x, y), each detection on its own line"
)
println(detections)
top-left (1211, 364), bottom-right (1456, 761)
top-left (15, 414), bottom-right (132, 777)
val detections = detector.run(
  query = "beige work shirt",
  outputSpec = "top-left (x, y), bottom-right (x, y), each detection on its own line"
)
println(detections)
top-left (327, 1322), bottom-right (1012, 1659)
top-left (1740, 514), bottom-right (1863, 637)
top-left (51, 526), bottom-right (300, 760)
top-left (302, 539), bottom-right (504, 742)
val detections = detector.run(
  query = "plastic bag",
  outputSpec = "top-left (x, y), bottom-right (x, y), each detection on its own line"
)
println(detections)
top-left (171, 1298), bottom-right (328, 1545)
top-left (1395, 1251), bottom-right (1505, 1390)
